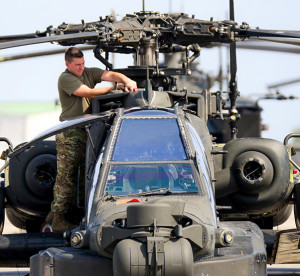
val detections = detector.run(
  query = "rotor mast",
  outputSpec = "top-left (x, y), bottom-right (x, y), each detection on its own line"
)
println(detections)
top-left (134, 42), bottom-right (156, 66)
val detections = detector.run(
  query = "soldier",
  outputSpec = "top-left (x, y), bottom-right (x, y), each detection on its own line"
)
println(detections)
top-left (46, 47), bottom-right (137, 233)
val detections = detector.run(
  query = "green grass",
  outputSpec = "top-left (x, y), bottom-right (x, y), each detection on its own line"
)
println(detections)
top-left (0, 101), bottom-right (60, 116)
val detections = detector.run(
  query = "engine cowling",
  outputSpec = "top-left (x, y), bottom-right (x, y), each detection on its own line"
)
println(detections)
top-left (215, 138), bottom-right (293, 214)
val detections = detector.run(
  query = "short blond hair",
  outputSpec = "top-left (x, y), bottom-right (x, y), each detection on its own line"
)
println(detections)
top-left (65, 47), bottom-right (83, 62)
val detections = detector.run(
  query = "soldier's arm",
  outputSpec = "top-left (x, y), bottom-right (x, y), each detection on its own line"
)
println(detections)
top-left (73, 84), bottom-right (114, 98)
top-left (101, 71), bottom-right (137, 92)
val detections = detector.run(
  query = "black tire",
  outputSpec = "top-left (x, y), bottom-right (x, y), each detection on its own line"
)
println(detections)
top-left (273, 204), bottom-right (292, 227)
top-left (294, 183), bottom-right (300, 229)
top-left (6, 207), bottom-right (45, 233)
top-left (6, 208), bottom-right (25, 230)
top-left (0, 187), bottom-right (5, 234)
top-left (6, 141), bottom-right (57, 218)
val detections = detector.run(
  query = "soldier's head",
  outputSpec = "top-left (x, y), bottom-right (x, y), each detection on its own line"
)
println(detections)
top-left (65, 47), bottom-right (85, 77)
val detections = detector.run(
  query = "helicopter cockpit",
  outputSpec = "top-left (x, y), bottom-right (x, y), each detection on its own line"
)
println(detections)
top-left (103, 109), bottom-right (201, 196)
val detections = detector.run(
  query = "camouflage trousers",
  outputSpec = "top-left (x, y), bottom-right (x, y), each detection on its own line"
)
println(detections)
top-left (51, 128), bottom-right (86, 213)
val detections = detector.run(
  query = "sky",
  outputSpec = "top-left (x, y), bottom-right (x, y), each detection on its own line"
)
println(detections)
top-left (1, 0), bottom-right (300, 142)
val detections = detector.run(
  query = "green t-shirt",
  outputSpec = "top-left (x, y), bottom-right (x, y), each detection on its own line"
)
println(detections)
top-left (58, 67), bottom-right (104, 121)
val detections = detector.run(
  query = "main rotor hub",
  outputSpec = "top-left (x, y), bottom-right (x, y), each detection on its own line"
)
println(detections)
top-left (134, 11), bottom-right (161, 18)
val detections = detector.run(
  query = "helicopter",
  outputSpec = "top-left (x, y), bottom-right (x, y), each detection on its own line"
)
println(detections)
top-left (1, 1), bottom-right (300, 275)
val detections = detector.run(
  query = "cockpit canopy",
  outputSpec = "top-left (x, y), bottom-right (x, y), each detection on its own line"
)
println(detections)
top-left (102, 109), bottom-right (208, 197)
top-left (112, 111), bottom-right (187, 162)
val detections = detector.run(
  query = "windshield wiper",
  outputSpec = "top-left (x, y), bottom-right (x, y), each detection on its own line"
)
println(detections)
top-left (104, 187), bottom-right (170, 200)
top-left (103, 188), bottom-right (198, 201)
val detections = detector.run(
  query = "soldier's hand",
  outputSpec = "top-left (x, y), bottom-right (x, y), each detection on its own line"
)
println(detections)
top-left (124, 79), bottom-right (137, 92)
top-left (117, 83), bottom-right (125, 91)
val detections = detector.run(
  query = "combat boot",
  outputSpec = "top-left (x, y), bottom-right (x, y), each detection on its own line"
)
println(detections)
top-left (51, 212), bottom-right (77, 233)
top-left (45, 211), bottom-right (54, 224)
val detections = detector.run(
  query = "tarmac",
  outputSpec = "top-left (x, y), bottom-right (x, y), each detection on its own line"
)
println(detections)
top-left (0, 215), bottom-right (28, 275)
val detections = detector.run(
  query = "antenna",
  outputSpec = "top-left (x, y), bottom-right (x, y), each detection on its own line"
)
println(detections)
top-left (142, 0), bottom-right (145, 12)
top-left (169, 0), bottom-right (172, 13)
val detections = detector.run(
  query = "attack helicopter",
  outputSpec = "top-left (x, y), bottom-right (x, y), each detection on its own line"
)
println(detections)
top-left (1, 1), bottom-right (300, 275)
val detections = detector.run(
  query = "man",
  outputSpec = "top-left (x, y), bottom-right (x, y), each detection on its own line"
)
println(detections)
top-left (46, 47), bottom-right (137, 233)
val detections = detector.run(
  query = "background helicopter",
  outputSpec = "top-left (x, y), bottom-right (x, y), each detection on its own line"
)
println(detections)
top-left (0, 0), bottom-right (300, 276)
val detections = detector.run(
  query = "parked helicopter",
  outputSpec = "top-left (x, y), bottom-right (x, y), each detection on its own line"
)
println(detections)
top-left (1, 1), bottom-right (300, 275)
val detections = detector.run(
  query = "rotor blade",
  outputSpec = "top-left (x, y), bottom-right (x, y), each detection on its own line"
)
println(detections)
top-left (229, 43), bottom-right (237, 90)
top-left (0, 46), bottom-right (94, 62)
top-left (229, 0), bottom-right (235, 21)
top-left (229, 0), bottom-right (237, 100)
top-left (0, 48), bottom-right (66, 62)
top-left (218, 47), bottom-right (223, 91)
top-left (254, 37), bottom-right (300, 46)
top-left (236, 41), bottom-right (300, 54)
top-left (237, 28), bottom-right (300, 40)
top-left (228, 0), bottom-right (238, 140)
top-left (0, 32), bottom-right (99, 50)
top-left (0, 33), bottom-right (47, 43)
top-left (268, 78), bottom-right (300, 90)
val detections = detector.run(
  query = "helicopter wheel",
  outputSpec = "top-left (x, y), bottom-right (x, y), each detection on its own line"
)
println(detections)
top-left (6, 141), bottom-right (56, 218)
top-left (6, 207), bottom-right (45, 233)
top-left (294, 183), bottom-right (300, 229)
